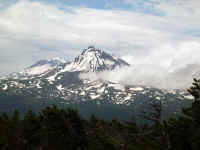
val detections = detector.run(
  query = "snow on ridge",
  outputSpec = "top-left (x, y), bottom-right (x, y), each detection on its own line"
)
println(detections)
top-left (97, 87), bottom-right (105, 93)
top-left (124, 94), bottom-right (132, 101)
top-left (108, 83), bottom-right (125, 91)
top-left (80, 91), bottom-right (86, 96)
top-left (130, 87), bottom-right (144, 91)
top-left (47, 72), bottom-right (59, 82)
top-left (23, 65), bottom-right (53, 76)
top-left (36, 80), bottom-right (42, 89)
top-left (104, 59), bottom-right (115, 66)
top-left (156, 97), bottom-right (161, 100)
top-left (90, 93), bottom-right (101, 99)
top-left (57, 85), bottom-right (64, 91)
top-left (2, 84), bottom-right (8, 90)
top-left (50, 57), bottom-right (67, 63)
top-left (184, 95), bottom-right (194, 100)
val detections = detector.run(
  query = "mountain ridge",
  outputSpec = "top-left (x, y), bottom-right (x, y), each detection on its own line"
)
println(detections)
top-left (9, 46), bottom-right (129, 80)
top-left (60, 46), bottom-right (130, 73)
top-left (0, 46), bottom-right (193, 116)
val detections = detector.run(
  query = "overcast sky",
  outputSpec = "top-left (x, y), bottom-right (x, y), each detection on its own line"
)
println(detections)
top-left (0, 0), bottom-right (200, 77)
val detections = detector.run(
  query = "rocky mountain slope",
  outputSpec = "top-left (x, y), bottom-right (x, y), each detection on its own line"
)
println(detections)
top-left (0, 46), bottom-right (193, 104)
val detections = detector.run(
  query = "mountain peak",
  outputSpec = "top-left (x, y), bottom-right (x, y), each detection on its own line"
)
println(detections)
top-left (62, 46), bottom-right (130, 72)
top-left (8, 47), bottom-right (130, 78)
top-left (81, 46), bottom-right (101, 55)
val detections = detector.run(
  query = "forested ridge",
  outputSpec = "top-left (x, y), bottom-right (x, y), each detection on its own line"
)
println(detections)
top-left (0, 79), bottom-right (200, 150)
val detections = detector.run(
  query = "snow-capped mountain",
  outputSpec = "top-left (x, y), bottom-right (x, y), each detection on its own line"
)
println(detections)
top-left (61, 46), bottom-right (129, 72)
top-left (0, 46), bottom-right (194, 117)
top-left (9, 46), bottom-right (129, 79)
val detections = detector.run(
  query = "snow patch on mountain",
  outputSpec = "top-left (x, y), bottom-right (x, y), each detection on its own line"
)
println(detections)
top-left (2, 84), bottom-right (8, 90)
top-left (124, 94), bottom-right (132, 101)
top-left (36, 80), bottom-right (42, 89)
top-left (184, 95), bottom-right (194, 100)
top-left (90, 93), bottom-right (101, 99)
top-left (130, 87), bottom-right (144, 91)
top-left (50, 57), bottom-right (67, 63)
top-left (57, 85), bottom-right (64, 91)
top-left (108, 83), bottom-right (125, 91)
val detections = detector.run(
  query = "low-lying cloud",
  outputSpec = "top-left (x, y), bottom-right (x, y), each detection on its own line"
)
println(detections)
top-left (80, 41), bottom-right (200, 89)
top-left (80, 64), bottom-right (200, 90)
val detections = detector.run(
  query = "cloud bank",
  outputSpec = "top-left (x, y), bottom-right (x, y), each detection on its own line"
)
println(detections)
top-left (0, 0), bottom-right (200, 89)
top-left (80, 62), bottom-right (200, 90)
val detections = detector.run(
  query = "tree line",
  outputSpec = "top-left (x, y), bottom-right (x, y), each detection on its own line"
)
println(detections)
top-left (0, 78), bottom-right (200, 150)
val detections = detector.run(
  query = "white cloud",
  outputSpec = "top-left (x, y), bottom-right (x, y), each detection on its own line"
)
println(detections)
top-left (122, 0), bottom-right (200, 31)
top-left (0, 0), bottom-right (200, 87)
top-left (123, 41), bottom-right (200, 70)
top-left (117, 41), bottom-right (200, 89)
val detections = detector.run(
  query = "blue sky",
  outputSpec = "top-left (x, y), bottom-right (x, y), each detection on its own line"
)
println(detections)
top-left (30, 0), bottom-right (164, 15)
top-left (0, 0), bottom-right (200, 79)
